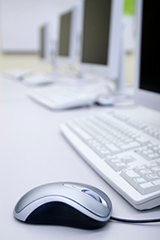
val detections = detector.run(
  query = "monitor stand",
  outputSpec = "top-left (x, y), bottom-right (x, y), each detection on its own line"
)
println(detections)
top-left (96, 33), bottom-right (132, 106)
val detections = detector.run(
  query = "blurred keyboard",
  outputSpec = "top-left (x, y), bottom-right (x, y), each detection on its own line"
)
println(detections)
top-left (28, 83), bottom-right (97, 109)
top-left (23, 73), bottom-right (55, 86)
top-left (6, 69), bottom-right (32, 80)
top-left (60, 110), bottom-right (160, 210)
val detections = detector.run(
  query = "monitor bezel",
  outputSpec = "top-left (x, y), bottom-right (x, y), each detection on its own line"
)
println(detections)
top-left (134, 0), bottom-right (160, 112)
top-left (79, 0), bottom-right (124, 79)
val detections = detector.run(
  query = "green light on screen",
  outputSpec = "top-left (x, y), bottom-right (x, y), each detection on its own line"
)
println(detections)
top-left (124, 0), bottom-right (135, 15)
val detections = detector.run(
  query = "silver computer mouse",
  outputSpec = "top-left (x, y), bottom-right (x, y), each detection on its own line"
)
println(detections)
top-left (14, 182), bottom-right (112, 229)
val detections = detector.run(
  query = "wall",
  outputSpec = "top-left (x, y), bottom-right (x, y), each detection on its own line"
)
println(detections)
top-left (0, 0), bottom-right (81, 52)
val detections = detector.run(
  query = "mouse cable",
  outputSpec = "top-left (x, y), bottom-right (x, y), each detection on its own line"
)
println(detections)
top-left (110, 216), bottom-right (160, 224)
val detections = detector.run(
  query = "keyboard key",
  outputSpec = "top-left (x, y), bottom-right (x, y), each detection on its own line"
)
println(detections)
top-left (138, 182), bottom-right (160, 195)
top-left (134, 165), bottom-right (149, 174)
top-left (106, 158), bottom-right (127, 172)
top-left (151, 166), bottom-right (160, 176)
top-left (68, 122), bottom-right (91, 140)
top-left (131, 177), bottom-right (146, 189)
top-left (105, 143), bottom-right (120, 153)
top-left (113, 162), bottom-right (127, 171)
top-left (139, 169), bottom-right (153, 178)
top-left (121, 156), bottom-right (136, 163)
top-left (120, 169), bottom-right (140, 184)
top-left (148, 153), bottom-right (160, 160)
top-left (144, 174), bottom-right (159, 181)
top-left (120, 141), bottom-right (140, 151)
top-left (153, 179), bottom-right (160, 189)
top-left (136, 136), bottom-right (149, 144)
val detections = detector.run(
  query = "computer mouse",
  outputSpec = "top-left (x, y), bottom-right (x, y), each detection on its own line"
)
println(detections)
top-left (14, 182), bottom-right (112, 229)
top-left (96, 94), bottom-right (114, 106)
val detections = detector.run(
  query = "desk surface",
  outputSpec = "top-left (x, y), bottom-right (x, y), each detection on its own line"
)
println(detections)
top-left (0, 76), bottom-right (160, 240)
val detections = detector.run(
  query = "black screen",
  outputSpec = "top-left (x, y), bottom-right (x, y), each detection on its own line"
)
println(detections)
top-left (59, 12), bottom-right (72, 57)
top-left (82, 0), bottom-right (111, 65)
top-left (140, 0), bottom-right (160, 94)
top-left (40, 26), bottom-right (45, 59)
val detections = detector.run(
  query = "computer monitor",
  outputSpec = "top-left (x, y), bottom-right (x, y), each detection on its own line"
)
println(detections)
top-left (39, 23), bottom-right (51, 63)
top-left (57, 6), bottom-right (80, 67)
top-left (79, 0), bottom-right (124, 81)
top-left (135, 0), bottom-right (160, 112)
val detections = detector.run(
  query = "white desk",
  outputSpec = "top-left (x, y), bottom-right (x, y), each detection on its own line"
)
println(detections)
top-left (0, 76), bottom-right (160, 240)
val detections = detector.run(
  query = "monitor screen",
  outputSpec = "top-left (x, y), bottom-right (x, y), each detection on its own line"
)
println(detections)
top-left (79, 0), bottom-right (124, 79)
top-left (139, 0), bottom-right (160, 94)
top-left (40, 26), bottom-right (45, 59)
top-left (39, 24), bottom-right (51, 63)
top-left (59, 11), bottom-right (72, 57)
top-left (82, 0), bottom-right (111, 65)
top-left (57, 6), bottom-right (80, 66)
top-left (135, 0), bottom-right (160, 111)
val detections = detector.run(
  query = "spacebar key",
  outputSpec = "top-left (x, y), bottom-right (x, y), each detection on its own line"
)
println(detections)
top-left (67, 122), bottom-right (92, 140)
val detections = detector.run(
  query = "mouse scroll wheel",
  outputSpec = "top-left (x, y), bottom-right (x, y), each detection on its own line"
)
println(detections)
top-left (81, 189), bottom-right (102, 203)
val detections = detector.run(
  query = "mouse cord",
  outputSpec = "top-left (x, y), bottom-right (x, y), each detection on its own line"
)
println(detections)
top-left (110, 216), bottom-right (160, 224)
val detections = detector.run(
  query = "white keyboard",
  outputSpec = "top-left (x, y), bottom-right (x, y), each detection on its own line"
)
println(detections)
top-left (6, 69), bottom-right (32, 80)
top-left (28, 84), bottom-right (97, 110)
top-left (60, 111), bottom-right (160, 210)
top-left (23, 73), bottom-right (54, 86)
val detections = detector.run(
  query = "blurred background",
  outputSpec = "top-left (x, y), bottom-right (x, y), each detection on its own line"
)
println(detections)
top-left (0, 0), bottom-right (136, 84)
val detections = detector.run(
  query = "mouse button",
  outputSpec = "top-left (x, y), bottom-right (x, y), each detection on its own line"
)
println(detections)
top-left (65, 183), bottom-right (112, 212)
top-left (81, 189), bottom-right (102, 203)
top-left (81, 189), bottom-right (110, 208)
top-left (89, 186), bottom-right (112, 209)
top-left (60, 185), bottom-right (109, 218)
top-left (63, 184), bottom-right (106, 207)
top-left (64, 183), bottom-right (101, 200)
top-left (73, 191), bottom-right (111, 218)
